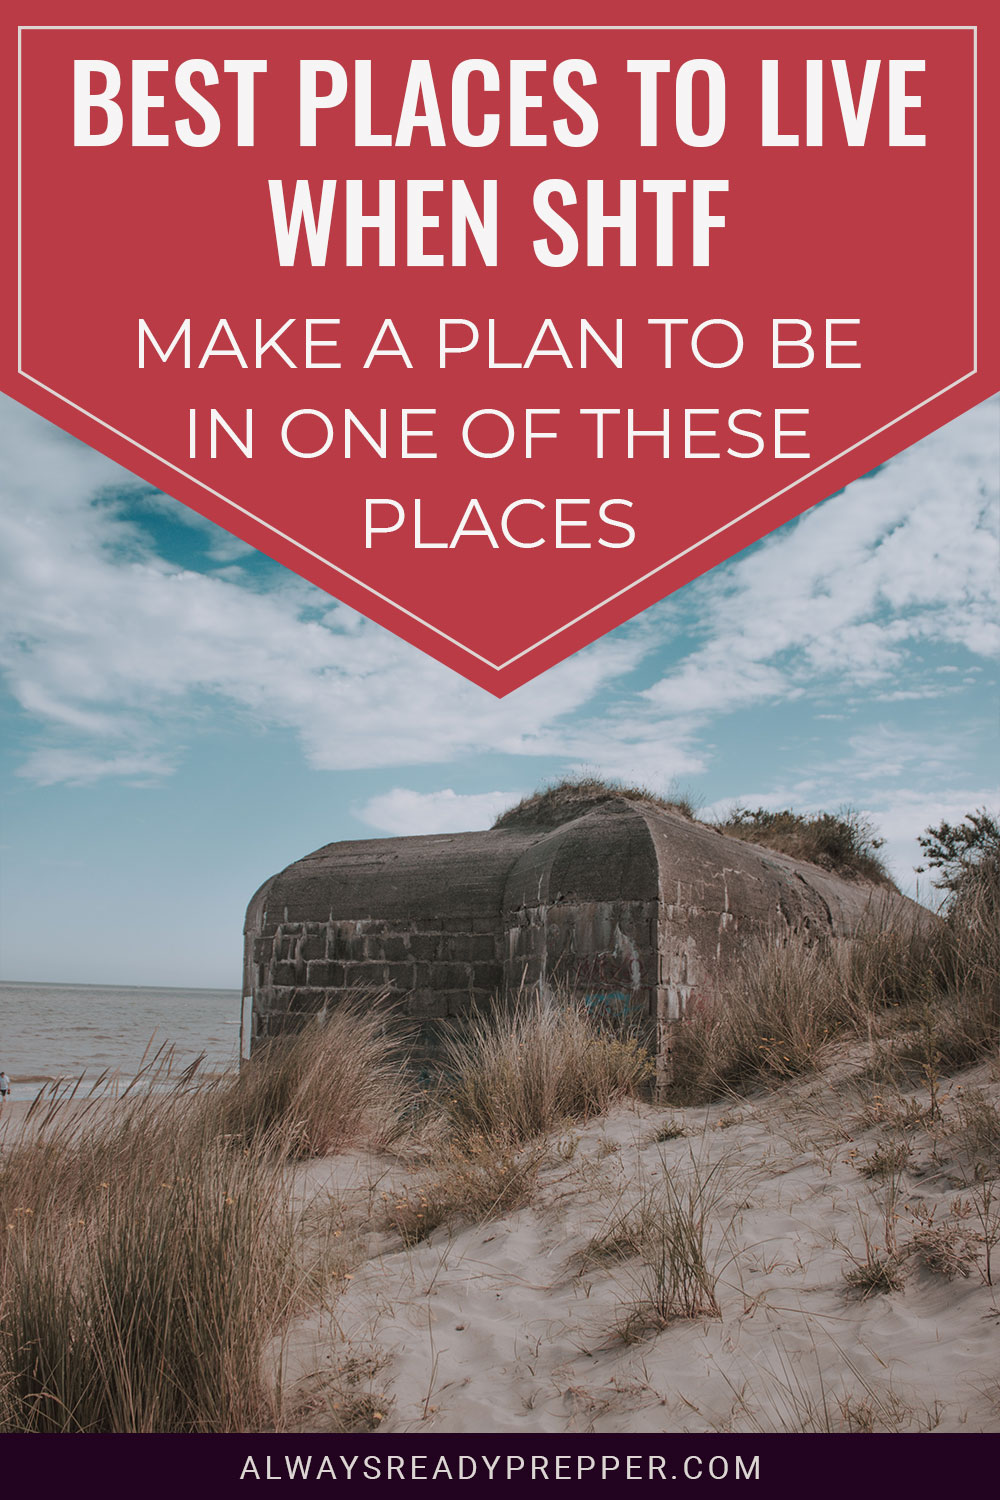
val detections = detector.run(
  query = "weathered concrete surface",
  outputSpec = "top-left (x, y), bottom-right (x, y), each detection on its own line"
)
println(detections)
top-left (244, 828), bottom-right (538, 1037)
top-left (244, 798), bottom-right (907, 1064)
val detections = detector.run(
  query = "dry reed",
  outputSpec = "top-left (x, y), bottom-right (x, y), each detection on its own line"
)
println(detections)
top-left (440, 994), bottom-right (653, 1149)
top-left (0, 1071), bottom-right (296, 1432)
top-left (210, 993), bottom-right (417, 1159)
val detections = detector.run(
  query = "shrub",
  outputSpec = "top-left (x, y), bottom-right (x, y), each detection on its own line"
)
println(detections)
top-left (916, 808), bottom-right (1000, 899)
top-left (713, 806), bottom-right (891, 884)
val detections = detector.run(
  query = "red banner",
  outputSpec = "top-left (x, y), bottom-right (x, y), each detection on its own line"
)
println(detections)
top-left (5, 5), bottom-right (997, 693)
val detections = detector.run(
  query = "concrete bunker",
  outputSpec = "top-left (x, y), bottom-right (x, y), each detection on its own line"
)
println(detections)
top-left (244, 794), bottom-right (902, 1079)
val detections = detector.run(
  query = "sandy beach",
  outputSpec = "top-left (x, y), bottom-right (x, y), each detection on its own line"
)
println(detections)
top-left (273, 1047), bottom-right (1000, 1434)
top-left (2, 971), bottom-right (997, 1436)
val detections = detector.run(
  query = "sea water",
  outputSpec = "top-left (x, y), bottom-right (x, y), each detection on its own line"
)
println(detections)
top-left (0, 981), bottom-right (244, 1094)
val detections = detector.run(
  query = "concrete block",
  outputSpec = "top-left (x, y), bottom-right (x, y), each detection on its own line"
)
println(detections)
top-left (343, 963), bottom-right (386, 988)
top-left (406, 991), bottom-right (450, 1019)
top-left (410, 935), bottom-right (440, 962)
top-left (306, 960), bottom-right (345, 987)
top-left (382, 962), bottom-right (417, 988)
top-left (289, 989), bottom-right (324, 1013)
top-left (449, 933), bottom-right (498, 964)
top-left (430, 962), bottom-right (472, 991)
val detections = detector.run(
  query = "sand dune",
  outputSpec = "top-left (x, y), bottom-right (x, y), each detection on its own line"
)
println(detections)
top-left (280, 1053), bottom-right (1000, 1434)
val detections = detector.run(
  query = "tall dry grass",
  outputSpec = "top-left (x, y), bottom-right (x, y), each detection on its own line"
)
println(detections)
top-left (669, 888), bottom-right (997, 1103)
top-left (583, 1150), bottom-right (739, 1340)
top-left (382, 1135), bottom-right (546, 1246)
top-left (932, 857), bottom-right (1000, 1065)
top-left (440, 994), bottom-right (653, 1149)
top-left (2, 990), bottom-right (652, 1430)
top-left (668, 934), bottom-right (852, 1100)
top-left (379, 995), bottom-right (653, 1245)
top-left (0, 1074), bottom-right (297, 1432)
top-left (0, 994), bottom-right (420, 1432)
top-left (211, 994), bottom-right (417, 1158)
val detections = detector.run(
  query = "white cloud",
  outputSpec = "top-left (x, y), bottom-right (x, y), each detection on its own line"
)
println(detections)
top-left (357, 787), bottom-right (521, 836)
top-left (701, 724), bottom-right (999, 901)
top-left (1, 394), bottom-right (996, 816)
top-left (0, 398), bottom-right (654, 780)
top-left (17, 748), bottom-right (177, 787)
top-left (643, 398), bottom-right (1000, 717)
top-left (859, 786), bottom-right (1000, 902)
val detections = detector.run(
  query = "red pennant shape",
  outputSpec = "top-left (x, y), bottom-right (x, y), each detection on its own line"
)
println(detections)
top-left (5, 9), bottom-right (997, 693)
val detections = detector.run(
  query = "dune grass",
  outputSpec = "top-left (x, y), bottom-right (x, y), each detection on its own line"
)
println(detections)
top-left (493, 776), bottom-right (698, 830)
top-left (0, 994), bottom-right (415, 1433)
top-left (0, 1074), bottom-right (297, 1432)
top-left (668, 932), bottom-right (853, 1101)
top-left (380, 994), bottom-right (653, 1246)
top-left (668, 884), bottom-right (997, 1104)
top-left (439, 993), bottom-right (654, 1149)
top-left (0, 991), bottom-right (653, 1431)
top-left (383, 1136), bottom-right (546, 1246)
top-left (209, 993), bottom-right (417, 1159)
top-left (583, 1151), bottom-right (738, 1340)
top-left (1, 863), bottom-right (993, 1431)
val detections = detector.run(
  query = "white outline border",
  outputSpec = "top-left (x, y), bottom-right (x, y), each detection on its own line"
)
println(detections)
top-left (16, 23), bottom-right (979, 675)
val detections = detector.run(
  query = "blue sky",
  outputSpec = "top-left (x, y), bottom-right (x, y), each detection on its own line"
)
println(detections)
top-left (1, 393), bottom-right (997, 988)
